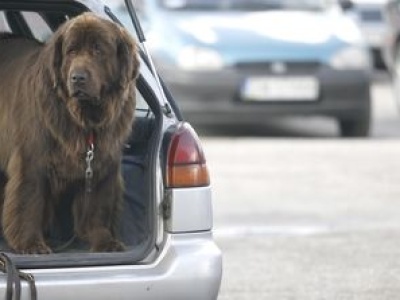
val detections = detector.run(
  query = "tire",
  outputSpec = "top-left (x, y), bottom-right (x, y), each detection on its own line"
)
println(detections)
top-left (339, 118), bottom-right (370, 137)
top-left (338, 100), bottom-right (371, 138)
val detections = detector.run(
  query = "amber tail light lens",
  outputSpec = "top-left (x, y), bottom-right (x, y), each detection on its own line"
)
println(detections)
top-left (166, 123), bottom-right (210, 188)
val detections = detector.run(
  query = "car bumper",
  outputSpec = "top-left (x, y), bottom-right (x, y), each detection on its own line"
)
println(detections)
top-left (161, 65), bottom-right (371, 125)
top-left (1, 232), bottom-right (222, 300)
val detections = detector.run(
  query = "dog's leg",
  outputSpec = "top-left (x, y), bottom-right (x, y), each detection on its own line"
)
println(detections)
top-left (74, 165), bottom-right (124, 252)
top-left (0, 171), bottom-right (7, 224)
top-left (2, 152), bottom-right (51, 254)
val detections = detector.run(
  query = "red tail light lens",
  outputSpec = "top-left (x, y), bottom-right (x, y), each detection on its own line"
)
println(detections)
top-left (166, 123), bottom-right (210, 188)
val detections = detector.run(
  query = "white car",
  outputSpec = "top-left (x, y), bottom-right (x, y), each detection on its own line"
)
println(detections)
top-left (0, 0), bottom-right (222, 299)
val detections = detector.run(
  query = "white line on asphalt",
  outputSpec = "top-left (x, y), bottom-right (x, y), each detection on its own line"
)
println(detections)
top-left (213, 224), bottom-right (331, 238)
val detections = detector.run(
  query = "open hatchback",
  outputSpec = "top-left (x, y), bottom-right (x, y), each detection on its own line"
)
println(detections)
top-left (0, 0), bottom-right (222, 299)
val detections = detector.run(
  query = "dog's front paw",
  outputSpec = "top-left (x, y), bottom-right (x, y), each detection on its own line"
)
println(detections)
top-left (91, 239), bottom-right (125, 253)
top-left (14, 242), bottom-right (52, 255)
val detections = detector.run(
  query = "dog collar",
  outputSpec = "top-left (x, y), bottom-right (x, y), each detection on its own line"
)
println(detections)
top-left (86, 132), bottom-right (95, 149)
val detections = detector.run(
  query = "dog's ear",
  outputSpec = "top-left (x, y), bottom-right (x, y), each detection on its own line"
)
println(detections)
top-left (117, 27), bottom-right (140, 87)
top-left (43, 22), bottom-right (68, 90)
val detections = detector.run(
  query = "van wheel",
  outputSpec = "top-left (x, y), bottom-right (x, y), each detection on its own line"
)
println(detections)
top-left (338, 91), bottom-right (371, 137)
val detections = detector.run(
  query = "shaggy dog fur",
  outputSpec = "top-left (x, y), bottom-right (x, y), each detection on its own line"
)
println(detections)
top-left (0, 13), bottom-right (139, 254)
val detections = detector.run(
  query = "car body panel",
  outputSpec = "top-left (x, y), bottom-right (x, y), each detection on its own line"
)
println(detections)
top-left (166, 187), bottom-right (213, 233)
top-left (9, 233), bottom-right (221, 300)
top-left (152, 10), bottom-right (363, 65)
top-left (161, 63), bottom-right (370, 124)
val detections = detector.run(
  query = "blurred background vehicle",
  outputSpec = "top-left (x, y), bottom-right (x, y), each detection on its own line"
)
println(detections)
top-left (382, 0), bottom-right (400, 111)
top-left (109, 0), bottom-right (372, 137)
top-left (341, 0), bottom-right (390, 69)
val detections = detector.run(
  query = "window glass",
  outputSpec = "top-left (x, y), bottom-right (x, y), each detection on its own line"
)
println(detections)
top-left (21, 11), bottom-right (52, 42)
top-left (135, 90), bottom-right (151, 116)
top-left (2, 8), bottom-right (148, 114)
top-left (0, 11), bottom-right (10, 32)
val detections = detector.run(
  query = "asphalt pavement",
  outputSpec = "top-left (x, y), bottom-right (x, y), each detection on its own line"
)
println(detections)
top-left (201, 72), bottom-right (400, 300)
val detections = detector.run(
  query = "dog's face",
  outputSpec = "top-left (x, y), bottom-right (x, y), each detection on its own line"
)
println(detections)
top-left (48, 13), bottom-right (139, 129)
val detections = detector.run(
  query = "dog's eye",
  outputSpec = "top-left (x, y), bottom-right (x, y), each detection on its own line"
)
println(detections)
top-left (93, 43), bottom-right (103, 56)
top-left (66, 47), bottom-right (77, 56)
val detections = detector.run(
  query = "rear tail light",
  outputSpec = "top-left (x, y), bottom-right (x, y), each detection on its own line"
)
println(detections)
top-left (165, 123), bottom-right (210, 188)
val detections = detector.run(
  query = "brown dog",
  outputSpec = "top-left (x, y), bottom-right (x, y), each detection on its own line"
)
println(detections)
top-left (0, 13), bottom-right (139, 254)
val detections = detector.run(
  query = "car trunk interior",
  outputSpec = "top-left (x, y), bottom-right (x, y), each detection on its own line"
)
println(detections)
top-left (0, 1), bottom-right (161, 268)
top-left (0, 80), bottom-right (160, 268)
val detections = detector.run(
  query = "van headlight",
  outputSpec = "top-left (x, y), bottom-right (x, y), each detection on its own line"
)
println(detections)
top-left (177, 46), bottom-right (224, 71)
top-left (329, 47), bottom-right (371, 70)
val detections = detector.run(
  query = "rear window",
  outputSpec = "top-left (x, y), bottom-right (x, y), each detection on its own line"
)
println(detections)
top-left (21, 11), bottom-right (52, 42)
top-left (0, 11), bottom-right (10, 32)
top-left (136, 91), bottom-right (151, 115)
top-left (0, 9), bottom-right (150, 114)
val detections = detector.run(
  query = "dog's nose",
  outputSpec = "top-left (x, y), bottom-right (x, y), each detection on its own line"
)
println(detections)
top-left (70, 70), bottom-right (88, 84)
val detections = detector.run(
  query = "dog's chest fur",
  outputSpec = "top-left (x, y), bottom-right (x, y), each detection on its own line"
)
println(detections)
top-left (46, 138), bottom-right (117, 181)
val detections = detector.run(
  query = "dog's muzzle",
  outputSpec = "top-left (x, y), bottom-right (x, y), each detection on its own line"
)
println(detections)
top-left (69, 71), bottom-right (101, 106)
top-left (70, 69), bottom-right (88, 85)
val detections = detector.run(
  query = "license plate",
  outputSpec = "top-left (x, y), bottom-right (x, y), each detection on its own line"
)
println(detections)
top-left (242, 76), bottom-right (319, 101)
